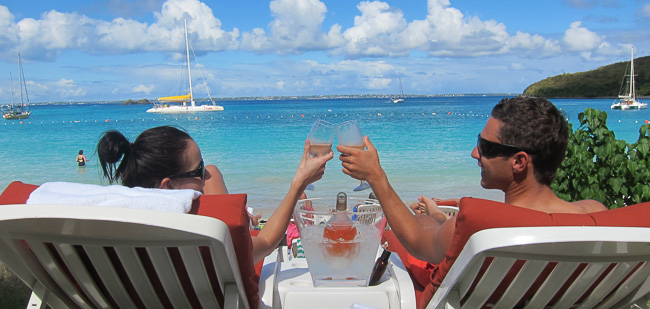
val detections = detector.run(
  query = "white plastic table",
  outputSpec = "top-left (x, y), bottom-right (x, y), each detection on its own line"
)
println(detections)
top-left (258, 247), bottom-right (416, 308)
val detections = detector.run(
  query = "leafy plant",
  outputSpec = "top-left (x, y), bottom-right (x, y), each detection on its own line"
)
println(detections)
top-left (552, 108), bottom-right (650, 208)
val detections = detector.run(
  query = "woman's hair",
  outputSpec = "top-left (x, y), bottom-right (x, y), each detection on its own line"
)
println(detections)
top-left (78, 150), bottom-right (83, 155)
top-left (97, 126), bottom-right (193, 188)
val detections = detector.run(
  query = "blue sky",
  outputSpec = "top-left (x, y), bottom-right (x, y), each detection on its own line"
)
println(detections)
top-left (0, 0), bottom-right (649, 102)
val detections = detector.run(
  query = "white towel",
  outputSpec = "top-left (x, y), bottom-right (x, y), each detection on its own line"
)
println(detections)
top-left (27, 182), bottom-right (202, 213)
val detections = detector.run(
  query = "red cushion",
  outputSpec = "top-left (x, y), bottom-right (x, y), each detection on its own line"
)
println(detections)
top-left (191, 194), bottom-right (259, 308)
top-left (0, 181), bottom-right (38, 204)
top-left (0, 181), bottom-right (259, 309)
top-left (417, 197), bottom-right (650, 309)
top-left (249, 229), bottom-right (265, 277)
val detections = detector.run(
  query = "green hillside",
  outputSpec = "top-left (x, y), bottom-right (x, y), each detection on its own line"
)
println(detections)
top-left (523, 55), bottom-right (650, 98)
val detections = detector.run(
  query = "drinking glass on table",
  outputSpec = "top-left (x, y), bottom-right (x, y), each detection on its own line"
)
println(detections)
top-left (306, 120), bottom-right (335, 190)
top-left (337, 120), bottom-right (371, 191)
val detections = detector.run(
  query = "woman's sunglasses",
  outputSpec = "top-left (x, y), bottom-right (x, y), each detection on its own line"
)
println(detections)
top-left (167, 160), bottom-right (205, 180)
top-left (477, 134), bottom-right (528, 158)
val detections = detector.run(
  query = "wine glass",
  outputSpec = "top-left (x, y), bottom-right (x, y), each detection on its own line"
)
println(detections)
top-left (306, 120), bottom-right (335, 190)
top-left (337, 120), bottom-right (371, 191)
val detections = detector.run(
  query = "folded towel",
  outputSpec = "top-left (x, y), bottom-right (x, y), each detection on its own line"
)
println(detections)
top-left (27, 182), bottom-right (202, 213)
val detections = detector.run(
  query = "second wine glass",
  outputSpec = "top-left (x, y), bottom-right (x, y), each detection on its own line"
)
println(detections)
top-left (337, 120), bottom-right (371, 191)
top-left (306, 119), bottom-right (336, 190)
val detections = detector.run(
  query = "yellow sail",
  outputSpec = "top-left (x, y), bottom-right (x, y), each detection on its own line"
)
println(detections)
top-left (158, 93), bottom-right (191, 102)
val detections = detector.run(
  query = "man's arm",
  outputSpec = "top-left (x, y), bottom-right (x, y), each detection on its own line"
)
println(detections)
top-left (338, 136), bottom-right (455, 263)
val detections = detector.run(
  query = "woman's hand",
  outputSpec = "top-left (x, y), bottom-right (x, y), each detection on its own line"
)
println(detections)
top-left (293, 139), bottom-right (333, 190)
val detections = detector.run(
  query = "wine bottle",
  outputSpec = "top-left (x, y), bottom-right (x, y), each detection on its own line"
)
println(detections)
top-left (368, 246), bottom-right (391, 286)
top-left (322, 192), bottom-right (359, 258)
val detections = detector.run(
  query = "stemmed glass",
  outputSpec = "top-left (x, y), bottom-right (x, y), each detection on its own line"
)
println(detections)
top-left (306, 120), bottom-right (336, 190)
top-left (337, 120), bottom-right (371, 191)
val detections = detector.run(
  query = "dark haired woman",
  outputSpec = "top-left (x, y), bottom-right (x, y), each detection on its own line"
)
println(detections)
top-left (76, 150), bottom-right (88, 166)
top-left (97, 125), bottom-right (332, 263)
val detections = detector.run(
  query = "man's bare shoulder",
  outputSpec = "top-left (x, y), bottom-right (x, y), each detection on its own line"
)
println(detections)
top-left (571, 199), bottom-right (608, 213)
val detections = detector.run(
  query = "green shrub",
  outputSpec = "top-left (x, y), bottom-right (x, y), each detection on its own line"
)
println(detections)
top-left (552, 108), bottom-right (650, 208)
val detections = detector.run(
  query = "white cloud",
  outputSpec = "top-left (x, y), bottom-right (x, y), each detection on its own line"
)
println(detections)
top-left (367, 77), bottom-right (392, 89)
top-left (276, 80), bottom-right (286, 89)
top-left (336, 1), bottom-right (409, 58)
top-left (510, 63), bottom-right (525, 70)
top-left (55, 78), bottom-right (86, 97)
top-left (640, 4), bottom-right (650, 18)
top-left (563, 21), bottom-right (604, 51)
top-left (0, 0), bottom-right (620, 64)
top-left (509, 31), bottom-right (560, 54)
top-left (564, 0), bottom-right (618, 9)
top-left (242, 0), bottom-right (343, 54)
top-left (133, 84), bottom-right (155, 94)
top-left (0, 0), bottom-right (239, 61)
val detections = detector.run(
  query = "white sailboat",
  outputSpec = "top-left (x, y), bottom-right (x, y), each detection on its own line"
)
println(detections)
top-left (390, 76), bottom-right (404, 103)
top-left (147, 20), bottom-right (224, 114)
top-left (611, 46), bottom-right (647, 110)
top-left (2, 53), bottom-right (32, 120)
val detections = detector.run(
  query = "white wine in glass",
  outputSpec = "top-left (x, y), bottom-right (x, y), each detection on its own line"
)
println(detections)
top-left (306, 120), bottom-right (336, 190)
top-left (337, 120), bottom-right (371, 191)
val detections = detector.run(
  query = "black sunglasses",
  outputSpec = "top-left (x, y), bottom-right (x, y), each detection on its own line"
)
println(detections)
top-left (167, 160), bottom-right (205, 180)
top-left (477, 134), bottom-right (528, 158)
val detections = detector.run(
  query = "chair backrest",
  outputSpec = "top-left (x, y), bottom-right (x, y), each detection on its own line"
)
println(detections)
top-left (0, 204), bottom-right (250, 309)
top-left (355, 202), bottom-right (382, 225)
top-left (428, 226), bottom-right (650, 309)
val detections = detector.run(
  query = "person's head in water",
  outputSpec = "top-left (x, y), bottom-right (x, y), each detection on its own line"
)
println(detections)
top-left (97, 126), bottom-right (209, 192)
top-left (78, 150), bottom-right (83, 155)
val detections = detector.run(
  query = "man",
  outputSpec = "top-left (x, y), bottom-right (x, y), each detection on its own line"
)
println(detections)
top-left (338, 96), bottom-right (606, 267)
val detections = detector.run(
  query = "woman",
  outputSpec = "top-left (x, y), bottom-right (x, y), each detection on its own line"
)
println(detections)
top-left (76, 150), bottom-right (88, 166)
top-left (97, 125), bottom-right (332, 263)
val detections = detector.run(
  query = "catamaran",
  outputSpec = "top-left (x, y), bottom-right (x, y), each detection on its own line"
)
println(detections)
top-left (147, 20), bottom-right (224, 114)
top-left (2, 53), bottom-right (32, 120)
top-left (390, 76), bottom-right (404, 103)
top-left (611, 46), bottom-right (647, 110)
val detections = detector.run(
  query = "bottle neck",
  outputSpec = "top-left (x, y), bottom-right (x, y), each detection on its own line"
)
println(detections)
top-left (380, 249), bottom-right (391, 261)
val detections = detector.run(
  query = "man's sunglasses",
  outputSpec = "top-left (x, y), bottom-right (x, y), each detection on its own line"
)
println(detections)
top-left (477, 134), bottom-right (528, 158)
top-left (167, 160), bottom-right (205, 180)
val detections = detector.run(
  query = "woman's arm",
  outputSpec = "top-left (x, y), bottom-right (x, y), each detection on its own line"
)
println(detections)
top-left (203, 164), bottom-right (228, 195)
top-left (250, 140), bottom-right (332, 263)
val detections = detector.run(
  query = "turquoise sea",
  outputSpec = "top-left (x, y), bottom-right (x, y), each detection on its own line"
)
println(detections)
top-left (1, 96), bottom-right (648, 213)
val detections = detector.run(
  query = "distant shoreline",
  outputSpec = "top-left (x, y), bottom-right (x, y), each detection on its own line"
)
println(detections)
top-left (25, 93), bottom-right (650, 106)
top-left (24, 93), bottom-right (522, 105)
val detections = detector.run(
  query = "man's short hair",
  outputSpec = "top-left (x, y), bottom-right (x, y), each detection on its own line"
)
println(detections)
top-left (491, 96), bottom-right (568, 185)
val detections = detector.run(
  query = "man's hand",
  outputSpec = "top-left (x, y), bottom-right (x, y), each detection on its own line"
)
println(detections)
top-left (337, 136), bottom-right (384, 184)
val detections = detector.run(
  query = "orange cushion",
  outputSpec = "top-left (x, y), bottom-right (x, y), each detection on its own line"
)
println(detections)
top-left (417, 197), bottom-right (650, 309)
top-left (0, 181), bottom-right (38, 204)
top-left (381, 230), bottom-right (426, 298)
top-left (0, 181), bottom-right (259, 309)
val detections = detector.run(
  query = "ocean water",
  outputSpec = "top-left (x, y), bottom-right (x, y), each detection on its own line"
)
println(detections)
top-left (1, 96), bottom-right (648, 212)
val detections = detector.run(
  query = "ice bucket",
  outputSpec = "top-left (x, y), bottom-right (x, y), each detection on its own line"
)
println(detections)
top-left (293, 195), bottom-right (386, 287)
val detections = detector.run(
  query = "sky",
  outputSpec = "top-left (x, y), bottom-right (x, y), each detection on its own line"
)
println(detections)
top-left (0, 0), bottom-right (649, 102)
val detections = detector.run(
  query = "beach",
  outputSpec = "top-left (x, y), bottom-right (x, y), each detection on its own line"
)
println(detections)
top-left (1, 96), bottom-right (647, 212)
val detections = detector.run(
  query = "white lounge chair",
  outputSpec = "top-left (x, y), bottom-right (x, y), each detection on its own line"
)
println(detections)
top-left (0, 204), bottom-right (250, 309)
top-left (427, 226), bottom-right (650, 309)
top-left (438, 206), bottom-right (459, 218)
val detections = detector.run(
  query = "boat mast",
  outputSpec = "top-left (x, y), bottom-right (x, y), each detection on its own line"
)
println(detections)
top-left (184, 19), bottom-right (194, 107)
top-left (18, 53), bottom-right (24, 110)
top-left (9, 73), bottom-right (13, 107)
top-left (629, 46), bottom-right (635, 100)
